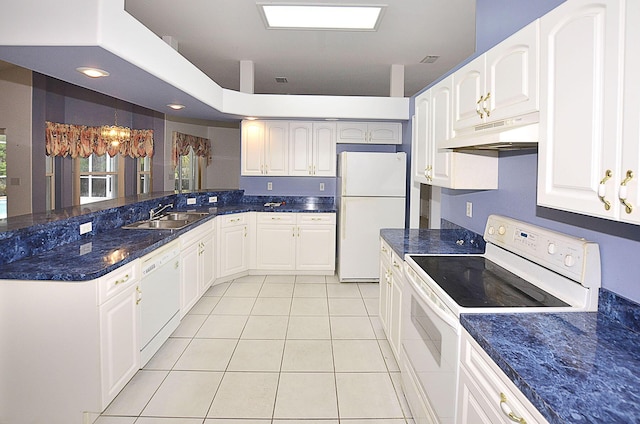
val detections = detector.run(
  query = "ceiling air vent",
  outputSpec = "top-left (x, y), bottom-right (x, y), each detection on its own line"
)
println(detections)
top-left (275, 77), bottom-right (288, 83)
top-left (420, 55), bottom-right (440, 64)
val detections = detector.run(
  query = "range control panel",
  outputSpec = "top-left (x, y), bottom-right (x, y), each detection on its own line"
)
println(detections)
top-left (484, 215), bottom-right (600, 287)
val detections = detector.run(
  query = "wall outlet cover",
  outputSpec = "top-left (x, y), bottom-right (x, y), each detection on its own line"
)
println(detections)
top-left (466, 202), bottom-right (473, 218)
top-left (267, 182), bottom-right (273, 191)
top-left (319, 183), bottom-right (325, 191)
top-left (209, 196), bottom-right (218, 203)
top-left (187, 198), bottom-right (197, 205)
top-left (79, 222), bottom-right (92, 235)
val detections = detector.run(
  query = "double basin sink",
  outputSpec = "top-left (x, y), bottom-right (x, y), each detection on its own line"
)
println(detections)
top-left (122, 211), bottom-right (210, 231)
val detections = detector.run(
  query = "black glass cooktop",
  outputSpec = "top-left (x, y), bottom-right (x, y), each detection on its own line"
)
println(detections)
top-left (409, 256), bottom-right (569, 308)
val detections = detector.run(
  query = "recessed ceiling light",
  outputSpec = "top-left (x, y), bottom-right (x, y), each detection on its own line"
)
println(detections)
top-left (76, 67), bottom-right (110, 78)
top-left (258, 3), bottom-right (385, 31)
top-left (167, 104), bottom-right (186, 110)
top-left (246, 117), bottom-right (259, 120)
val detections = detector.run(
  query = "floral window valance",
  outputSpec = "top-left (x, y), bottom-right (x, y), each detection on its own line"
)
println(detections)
top-left (172, 131), bottom-right (212, 169)
top-left (45, 121), bottom-right (154, 159)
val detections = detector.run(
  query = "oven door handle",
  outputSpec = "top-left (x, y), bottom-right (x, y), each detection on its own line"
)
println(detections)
top-left (406, 265), bottom-right (460, 332)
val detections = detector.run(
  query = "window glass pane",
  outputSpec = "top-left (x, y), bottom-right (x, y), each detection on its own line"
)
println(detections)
top-left (139, 174), bottom-right (150, 193)
top-left (80, 176), bottom-right (89, 197)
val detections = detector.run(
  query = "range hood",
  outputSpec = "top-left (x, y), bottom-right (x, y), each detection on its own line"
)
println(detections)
top-left (440, 112), bottom-right (539, 150)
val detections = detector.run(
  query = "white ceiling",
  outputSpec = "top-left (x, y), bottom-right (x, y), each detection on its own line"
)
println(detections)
top-left (124, 0), bottom-right (477, 97)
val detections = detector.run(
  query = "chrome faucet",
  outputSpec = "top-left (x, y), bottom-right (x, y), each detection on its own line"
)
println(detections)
top-left (149, 203), bottom-right (174, 220)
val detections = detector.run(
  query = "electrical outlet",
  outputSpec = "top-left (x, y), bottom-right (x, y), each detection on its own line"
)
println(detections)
top-left (267, 182), bottom-right (273, 191)
top-left (319, 183), bottom-right (325, 191)
top-left (466, 202), bottom-right (473, 218)
top-left (209, 196), bottom-right (218, 203)
top-left (187, 197), bottom-right (196, 205)
top-left (79, 222), bottom-right (92, 235)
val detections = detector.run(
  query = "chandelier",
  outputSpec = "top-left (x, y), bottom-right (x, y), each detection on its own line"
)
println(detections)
top-left (101, 108), bottom-right (131, 146)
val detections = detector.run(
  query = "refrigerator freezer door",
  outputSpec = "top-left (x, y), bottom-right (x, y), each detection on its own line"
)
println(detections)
top-left (339, 152), bottom-right (406, 197)
top-left (337, 196), bottom-right (405, 281)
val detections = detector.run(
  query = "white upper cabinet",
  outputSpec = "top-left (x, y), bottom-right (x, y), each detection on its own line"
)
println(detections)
top-left (336, 122), bottom-right (402, 144)
top-left (241, 121), bottom-right (288, 176)
top-left (289, 122), bottom-right (337, 177)
top-left (537, 0), bottom-right (627, 221)
top-left (452, 20), bottom-right (539, 137)
top-left (412, 78), bottom-right (498, 189)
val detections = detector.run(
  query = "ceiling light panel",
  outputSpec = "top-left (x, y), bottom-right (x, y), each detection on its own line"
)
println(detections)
top-left (258, 3), bottom-right (385, 31)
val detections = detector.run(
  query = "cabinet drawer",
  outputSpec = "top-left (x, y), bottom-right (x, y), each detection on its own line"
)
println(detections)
top-left (180, 221), bottom-right (215, 247)
top-left (461, 330), bottom-right (548, 424)
top-left (257, 212), bottom-right (296, 225)
top-left (219, 213), bottom-right (247, 227)
top-left (380, 239), bottom-right (393, 263)
top-left (98, 261), bottom-right (140, 304)
top-left (297, 213), bottom-right (336, 225)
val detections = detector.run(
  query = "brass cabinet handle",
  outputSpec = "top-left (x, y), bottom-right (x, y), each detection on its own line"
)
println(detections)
top-left (483, 92), bottom-right (491, 117)
top-left (619, 170), bottom-right (634, 214)
top-left (136, 286), bottom-right (142, 305)
top-left (499, 393), bottom-right (527, 424)
top-left (393, 261), bottom-right (401, 269)
top-left (114, 274), bottom-right (130, 285)
top-left (476, 95), bottom-right (485, 119)
top-left (598, 169), bottom-right (613, 210)
top-left (425, 165), bottom-right (433, 182)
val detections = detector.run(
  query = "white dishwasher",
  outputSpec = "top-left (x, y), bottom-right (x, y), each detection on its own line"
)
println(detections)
top-left (139, 241), bottom-right (181, 366)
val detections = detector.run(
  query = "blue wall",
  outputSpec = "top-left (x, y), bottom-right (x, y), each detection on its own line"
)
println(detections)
top-left (410, 0), bottom-right (640, 303)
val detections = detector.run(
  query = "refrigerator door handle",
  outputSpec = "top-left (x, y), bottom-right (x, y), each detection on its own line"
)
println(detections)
top-left (341, 200), bottom-right (347, 240)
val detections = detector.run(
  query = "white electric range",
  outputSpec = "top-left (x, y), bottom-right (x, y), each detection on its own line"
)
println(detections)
top-left (400, 214), bottom-right (601, 424)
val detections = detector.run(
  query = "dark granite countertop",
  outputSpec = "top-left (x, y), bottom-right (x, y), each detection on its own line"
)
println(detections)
top-left (0, 197), bottom-right (335, 282)
top-left (461, 290), bottom-right (640, 424)
top-left (380, 227), bottom-right (486, 257)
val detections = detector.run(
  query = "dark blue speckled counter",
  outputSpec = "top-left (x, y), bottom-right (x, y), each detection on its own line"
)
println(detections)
top-left (380, 227), bottom-right (486, 257)
top-left (0, 192), bottom-right (335, 281)
top-left (461, 289), bottom-right (640, 424)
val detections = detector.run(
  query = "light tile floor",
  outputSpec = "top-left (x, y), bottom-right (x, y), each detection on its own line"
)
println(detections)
top-left (97, 274), bottom-right (414, 424)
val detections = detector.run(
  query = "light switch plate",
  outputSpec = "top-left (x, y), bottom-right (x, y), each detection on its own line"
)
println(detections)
top-left (466, 202), bottom-right (473, 218)
top-left (267, 182), bottom-right (273, 191)
top-left (319, 183), bottom-right (325, 191)
top-left (187, 198), bottom-right (197, 205)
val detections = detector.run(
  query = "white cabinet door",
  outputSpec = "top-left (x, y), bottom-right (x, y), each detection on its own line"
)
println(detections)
top-left (486, 20), bottom-right (539, 123)
top-left (296, 224), bottom-right (336, 271)
top-left (336, 122), bottom-right (368, 143)
top-left (241, 120), bottom-right (265, 175)
top-left (369, 122), bottom-right (402, 144)
top-left (218, 215), bottom-right (249, 278)
top-left (537, 0), bottom-right (623, 219)
top-left (619, 0), bottom-right (640, 225)
top-left (430, 78), bottom-right (455, 187)
top-left (453, 56), bottom-right (485, 131)
top-left (256, 224), bottom-right (296, 270)
top-left (289, 122), bottom-right (313, 176)
top-left (200, 233), bottom-right (215, 293)
top-left (453, 20), bottom-right (539, 133)
top-left (99, 283), bottom-right (139, 409)
top-left (378, 240), bottom-right (392, 335)
top-left (336, 122), bottom-right (402, 144)
top-left (313, 122), bottom-right (337, 176)
top-left (180, 237), bottom-right (201, 317)
top-left (457, 366), bottom-right (503, 424)
top-left (388, 254), bottom-right (404, 359)
top-left (289, 122), bottom-right (337, 177)
top-left (413, 91), bottom-right (430, 184)
top-left (264, 121), bottom-right (289, 175)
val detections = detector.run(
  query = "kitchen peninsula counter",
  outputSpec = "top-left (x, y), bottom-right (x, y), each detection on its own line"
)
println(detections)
top-left (0, 191), bottom-right (336, 281)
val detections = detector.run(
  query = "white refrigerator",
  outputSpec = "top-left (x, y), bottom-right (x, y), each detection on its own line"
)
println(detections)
top-left (337, 151), bottom-right (407, 282)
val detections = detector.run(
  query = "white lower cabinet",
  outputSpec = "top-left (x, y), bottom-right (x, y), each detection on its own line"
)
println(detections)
top-left (99, 282), bottom-right (140, 408)
top-left (255, 212), bottom-right (336, 273)
top-left (179, 221), bottom-right (215, 317)
top-left (378, 238), bottom-right (404, 359)
top-left (457, 329), bottom-right (549, 424)
top-left (217, 212), bottom-right (251, 278)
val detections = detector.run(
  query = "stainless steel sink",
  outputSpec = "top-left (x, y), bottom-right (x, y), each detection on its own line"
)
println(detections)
top-left (122, 212), bottom-right (209, 230)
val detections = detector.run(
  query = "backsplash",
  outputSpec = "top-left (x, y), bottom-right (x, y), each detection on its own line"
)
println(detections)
top-left (599, 289), bottom-right (640, 334)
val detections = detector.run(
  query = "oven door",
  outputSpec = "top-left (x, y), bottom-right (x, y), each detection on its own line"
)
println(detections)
top-left (400, 264), bottom-right (461, 424)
